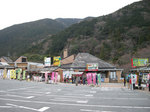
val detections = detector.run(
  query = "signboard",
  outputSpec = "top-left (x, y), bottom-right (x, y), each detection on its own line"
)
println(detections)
top-left (44, 57), bottom-right (51, 66)
top-left (131, 58), bottom-right (148, 68)
top-left (53, 56), bottom-right (61, 66)
top-left (86, 63), bottom-right (98, 71)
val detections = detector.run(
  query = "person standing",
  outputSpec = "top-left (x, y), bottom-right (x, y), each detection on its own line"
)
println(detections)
top-left (124, 76), bottom-right (126, 87)
top-left (132, 76), bottom-right (136, 90)
top-left (127, 77), bottom-right (130, 89)
top-left (138, 76), bottom-right (141, 88)
top-left (75, 76), bottom-right (79, 86)
top-left (96, 74), bottom-right (98, 85)
top-left (129, 77), bottom-right (132, 90)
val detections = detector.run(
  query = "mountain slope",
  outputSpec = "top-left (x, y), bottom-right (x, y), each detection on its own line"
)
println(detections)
top-left (55, 18), bottom-right (82, 27)
top-left (26, 0), bottom-right (150, 70)
top-left (0, 18), bottom-right (82, 57)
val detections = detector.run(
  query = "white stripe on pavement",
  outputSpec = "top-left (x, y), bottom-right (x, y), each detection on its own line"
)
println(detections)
top-left (50, 98), bottom-right (88, 103)
top-left (0, 106), bottom-right (12, 108)
top-left (47, 94), bottom-right (93, 99)
top-left (0, 94), bottom-right (35, 99)
top-left (6, 103), bottom-right (50, 112)
top-left (85, 94), bottom-right (93, 97)
top-left (7, 87), bottom-right (35, 92)
top-left (1, 97), bottom-right (150, 109)
top-left (80, 109), bottom-right (114, 112)
top-left (38, 107), bottom-right (50, 112)
top-left (45, 92), bottom-right (51, 94)
top-left (89, 91), bottom-right (96, 94)
top-left (26, 96), bottom-right (35, 99)
top-left (76, 101), bottom-right (88, 104)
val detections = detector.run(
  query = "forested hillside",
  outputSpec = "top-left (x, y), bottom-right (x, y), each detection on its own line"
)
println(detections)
top-left (26, 0), bottom-right (150, 71)
top-left (0, 18), bottom-right (82, 57)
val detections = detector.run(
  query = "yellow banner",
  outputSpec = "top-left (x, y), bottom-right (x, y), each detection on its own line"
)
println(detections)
top-left (53, 56), bottom-right (61, 66)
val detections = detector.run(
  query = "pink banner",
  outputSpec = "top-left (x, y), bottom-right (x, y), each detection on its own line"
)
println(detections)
top-left (45, 72), bottom-right (48, 82)
top-left (86, 73), bottom-right (90, 85)
top-left (89, 73), bottom-right (92, 84)
top-left (55, 72), bottom-right (58, 83)
top-left (92, 73), bottom-right (96, 85)
top-left (51, 72), bottom-right (54, 80)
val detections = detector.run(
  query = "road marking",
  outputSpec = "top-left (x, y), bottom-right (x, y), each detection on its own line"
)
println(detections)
top-left (0, 94), bottom-right (35, 99)
top-left (26, 91), bottom-right (45, 94)
top-left (50, 98), bottom-right (88, 103)
top-left (85, 94), bottom-right (93, 97)
top-left (38, 107), bottom-right (50, 112)
top-left (1, 97), bottom-right (150, 109)
top-left (57, 89), bottom-right (61, 91)
top-left (65, 93), bottom-right (86, 96)
top-left (45, 92), bottom-right (51, 94)
top-left (95, 97), bottom-right (149, 100)
top-left (7, 91), bottom-right (43, 96)
top-left (6, 87), bottom-right (35, 92)
top-left (80, 109), bottom-right (113, 112)
top-left (89, 91), bottom-right (96, 94)
top-left (0, 106), bottom-right (12, 108)
top-left (47, 94), bottom-right (93, 99)
top-left (76, 101), bottom-right (88, 104)
top-left (26, 96), bottom-right (35, 99)
top-left (6, 103), bottom-right (50, 112)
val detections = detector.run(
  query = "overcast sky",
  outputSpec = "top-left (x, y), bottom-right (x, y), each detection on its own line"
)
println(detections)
top-left (0, 0), bottom-right (141, 30)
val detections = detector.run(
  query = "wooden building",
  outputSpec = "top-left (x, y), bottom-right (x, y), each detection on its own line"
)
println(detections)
top-left (61, 53), bottom-right (123, 83)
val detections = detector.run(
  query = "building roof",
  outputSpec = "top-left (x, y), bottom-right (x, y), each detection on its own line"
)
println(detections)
top-left (0, 62), bottom-right (14, 69)
top-left (70, 53), bottom-right (115, 69)
top-left (1, 56), bottom-right (13, 63)
top-left (131, 66), bottom-right (150, 72)
top-left (28, 66), bottom-right (59, 73)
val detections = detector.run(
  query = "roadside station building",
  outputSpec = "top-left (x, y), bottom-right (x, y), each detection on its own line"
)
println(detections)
top-left (15, 53), bottom-right (123, 83)
top-left (61, 53), bottom-right (123, 83)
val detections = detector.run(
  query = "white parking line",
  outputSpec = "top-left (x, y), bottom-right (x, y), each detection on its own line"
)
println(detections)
top-left (50, 98), bottom-right (88, 103)
top-left (100, 97), bottom-right (149, 100)
top-left (1, 97), bottom-right (150, 109)
top-left (0, 94), bottom-right (35, 99)
top-left (0, 106), bottom-right (12, 108)
top-left (6, 87), bottom-right (36, 92)
top-left (45, 92), bottom-right (51, 94)
top-left (26, 91), bottom-right (45, 94)
top-left (38, 107), bottom-right (50, 112)
top-left (89, 91), bottom-right (96, 94)
top-left (80, 109), bottom-right (114, 112)
top-left (57, 89), bottom-right (61, 91)
top-left (6, 103), bottom-right (50, 112)
top-left (26, 96), bottom-right (35, 99)
top-left (85, 94), bottom-right (93, 97)
top-left (47, 94), bottom-right (93, 99)
top-left (7, 91), bottom-right (42, 96)
top-left (65, 93), bottom-right (86, 96)
top-left (76, 101), bottom-right (88, 104)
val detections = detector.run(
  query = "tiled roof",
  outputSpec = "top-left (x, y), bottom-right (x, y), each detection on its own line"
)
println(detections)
top-left (71, 53), bottom-right (115, 69)
top-left (1, 56), bottom-right (13, 63)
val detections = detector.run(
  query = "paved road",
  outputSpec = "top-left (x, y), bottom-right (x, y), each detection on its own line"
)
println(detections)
top-left (0, 79), bottom-right (150, 112)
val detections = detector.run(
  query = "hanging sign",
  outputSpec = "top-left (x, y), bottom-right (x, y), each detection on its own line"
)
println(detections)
top-left (131, 58), bottom-right (148, 68)
top-left (85, 63), bottom-right (98, 71)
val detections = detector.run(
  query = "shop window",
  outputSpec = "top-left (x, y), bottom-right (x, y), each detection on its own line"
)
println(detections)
top-left (110, 72), bottom-right (116, 80)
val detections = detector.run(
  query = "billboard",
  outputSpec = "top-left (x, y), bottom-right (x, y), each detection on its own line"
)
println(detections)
top-left (53, 56), bottom-right (61, 66)
top-left (131, 58), bottom-right (148, 68)
top-left (86, 63), bottom-right (98, 71)
top-left (44, 57), bottom-right (51, 66)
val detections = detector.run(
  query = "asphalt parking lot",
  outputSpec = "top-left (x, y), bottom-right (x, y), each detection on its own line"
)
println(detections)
top-left (0, 79), bottom-right (150, 112)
